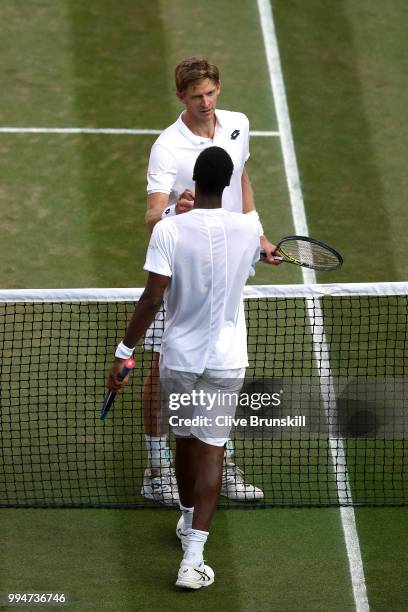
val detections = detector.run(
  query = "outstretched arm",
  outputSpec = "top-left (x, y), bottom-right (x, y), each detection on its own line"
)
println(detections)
top-left (145, 192), bottom-right (170, 234)
top-left (107, 272), bottom-right (170, 391)
top-left (145, 191), bottom-right (195, 234)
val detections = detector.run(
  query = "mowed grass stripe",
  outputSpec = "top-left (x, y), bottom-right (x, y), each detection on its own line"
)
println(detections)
top-left (354, 508), bottom-right (408, 612)
top-left (273, 1), bottom-right (408, 610)
top-left (258, 4), bottom-right (369, 610)
top-left (0, 0), bottom-right (173, 129)
top-left (0, 1), bottom-right (77, 126)
top-left (0, 134), bottom-right (98, 288)
top-left (0, 134), bottom-right (154, 288)
top-left (1, 508), bottom-right (357, 612)
top-left (273, 0), bottom-right (406, 283)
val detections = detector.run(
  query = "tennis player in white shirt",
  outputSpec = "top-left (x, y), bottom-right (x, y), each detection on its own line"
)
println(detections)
top-left (140, 57), bottom-right (279, 505)
top-left (108, 147), bottom-right (261, 588)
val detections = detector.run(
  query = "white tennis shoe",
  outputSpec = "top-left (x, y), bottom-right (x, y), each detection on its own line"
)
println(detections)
top-left (221, 463), bottom-right (264, 501)
top-left (176, 515), bottom-right (188, 551)
top-left (176, 560), bottom-right (215, 589)
top-left (140, 466), bottom-right (179, 506)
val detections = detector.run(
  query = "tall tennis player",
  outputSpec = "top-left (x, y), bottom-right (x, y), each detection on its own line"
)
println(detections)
top-left (108, 147), bottom-right (261, 588)
top-left (140, 57), bottom-right (279, 505)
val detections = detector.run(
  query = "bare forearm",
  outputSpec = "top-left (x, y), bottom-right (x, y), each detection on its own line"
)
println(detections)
top-left (241, 168), bottom-right (280, 263)
top-left (107, 272), bottom-right (169, 392)
top-left (145, 207), bottom-right (164, 234)
top-left (241, 168), bottom-right (255, 213)
top-left (123, 292), bottom-right (163, 348)
top-left (145, 192), bottom-right (170, 234)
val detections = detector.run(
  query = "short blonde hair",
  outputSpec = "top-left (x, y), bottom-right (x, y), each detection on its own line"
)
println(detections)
top-left (175, 57), bottom-right (220, 93)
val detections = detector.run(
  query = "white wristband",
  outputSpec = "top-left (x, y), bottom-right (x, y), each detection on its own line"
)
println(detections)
top-left (161, 204), bottom-right (176, 219)
top-left (115, 341), bottom-right (135, 359)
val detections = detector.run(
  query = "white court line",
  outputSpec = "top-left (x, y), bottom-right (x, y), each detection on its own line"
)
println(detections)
top-left (256, 2), bottom-right (370, 611)
top-left (0, 126), bottom-right (279, 137)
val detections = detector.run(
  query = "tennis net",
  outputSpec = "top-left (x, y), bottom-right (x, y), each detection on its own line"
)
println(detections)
top-left (0, 282), bottom-right (407, 508)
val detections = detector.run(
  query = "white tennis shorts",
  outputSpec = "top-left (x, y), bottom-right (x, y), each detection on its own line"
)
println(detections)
top-left (159, 364), bottom-right (246, 447)
top-left (143, 306), bottom-right (165, 352)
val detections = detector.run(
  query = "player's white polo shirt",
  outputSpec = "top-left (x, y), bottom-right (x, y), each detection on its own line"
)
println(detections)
top-left (147, 110), bottom-right (250, 213)
top-left (143, 208), bottom-right (260, 374)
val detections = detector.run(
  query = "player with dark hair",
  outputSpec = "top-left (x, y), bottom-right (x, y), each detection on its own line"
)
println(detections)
top-left (192, 144), bottom-right (233, 192)
top-left (108, 147), bottom-right (261, 588)
top-left (138, 57), bottom-right (279, 506)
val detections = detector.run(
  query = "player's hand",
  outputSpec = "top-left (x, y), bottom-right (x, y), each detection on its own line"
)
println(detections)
top-left (260, 237), bottom-right (282, 264)
top-left (176, 189), bottom-right (194, 214)
top-left (106, 358), bottom-right (130, 392)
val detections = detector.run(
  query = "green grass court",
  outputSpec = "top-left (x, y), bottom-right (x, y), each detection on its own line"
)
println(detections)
top-left (1, 1), bottom-right (408, 610)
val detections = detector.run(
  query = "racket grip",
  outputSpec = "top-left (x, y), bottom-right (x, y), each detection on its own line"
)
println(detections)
top-left (260, 251), bottom-right (283, 261)
top-left (99, 358), bottom-right (136, 421)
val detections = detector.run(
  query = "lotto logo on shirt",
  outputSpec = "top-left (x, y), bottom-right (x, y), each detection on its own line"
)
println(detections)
top-left (230, 129), bottom-right (240, 140)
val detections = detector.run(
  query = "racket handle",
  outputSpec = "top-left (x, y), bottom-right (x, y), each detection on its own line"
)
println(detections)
top-left (260, 251), bottom-right (283, 261)
top-left (99, 358), bottom-right (136, 421)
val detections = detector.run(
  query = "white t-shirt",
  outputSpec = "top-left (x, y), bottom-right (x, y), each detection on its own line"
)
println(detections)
top-left (147, 110), bottom-right (250, 213)
top-left (144, 209), bottom-right (261, 373)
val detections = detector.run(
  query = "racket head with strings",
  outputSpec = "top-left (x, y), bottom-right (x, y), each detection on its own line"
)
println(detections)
top-left (275, 235), bottom-right (343, 271)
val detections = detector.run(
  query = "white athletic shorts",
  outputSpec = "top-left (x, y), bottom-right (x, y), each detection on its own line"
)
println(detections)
top-left (159, 364), bottom-right (246, 447)
top-left (143, 306), bottom-right (165, 352)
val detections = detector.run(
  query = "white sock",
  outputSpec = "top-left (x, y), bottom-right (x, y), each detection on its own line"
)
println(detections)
top-left (145, 435), bottom-right (170, 469)
top-left (183, 529), bottom-right (208, 566)
top-left (224, 438), bottom-right (235, 465)
top-left (179, 503), bottom-right (194, 531)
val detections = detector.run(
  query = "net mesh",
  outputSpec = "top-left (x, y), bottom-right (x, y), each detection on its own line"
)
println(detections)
top-left (0, 284), bottom-right (407, 508)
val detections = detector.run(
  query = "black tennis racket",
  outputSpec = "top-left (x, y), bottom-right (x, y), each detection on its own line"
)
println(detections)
top-left (99, 358), bottom-right (136, 421)
top-left (261, 235), bottom-right (343, 271)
